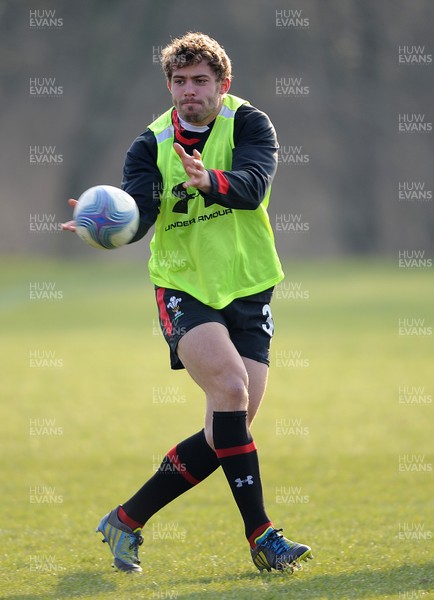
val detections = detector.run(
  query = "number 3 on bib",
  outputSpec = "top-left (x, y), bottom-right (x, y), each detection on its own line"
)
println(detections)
top-left (261, 304), bottom-right (274, 337)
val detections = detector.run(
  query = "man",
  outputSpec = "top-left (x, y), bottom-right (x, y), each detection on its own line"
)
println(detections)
top-left (63, 32), bottom-right (313, 574)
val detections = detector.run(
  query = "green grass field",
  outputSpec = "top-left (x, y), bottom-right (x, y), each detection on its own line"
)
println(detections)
top-left (1, 259), bottom-right (433, 600)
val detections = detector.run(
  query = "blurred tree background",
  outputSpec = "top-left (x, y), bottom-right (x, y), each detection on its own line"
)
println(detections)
top-left (1, 0), bottom-right (433, 259)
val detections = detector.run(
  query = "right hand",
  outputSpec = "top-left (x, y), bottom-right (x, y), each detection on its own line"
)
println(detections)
top-left (61, 198), bottom-right (78, 232)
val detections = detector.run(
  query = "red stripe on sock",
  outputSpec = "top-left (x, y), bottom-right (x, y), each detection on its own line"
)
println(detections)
top-left (215, 440), bottom-right (257, 459)
top-left (167, 446), bottom-right (200, 486)
top-left (212, 169), bottom-right (230, 194)
top-left (156, 288), bottom-right (173, 336)
top-left (118, 506), bottom-right (143, 530)
top-left (248, 521), bottom-right (273, 549)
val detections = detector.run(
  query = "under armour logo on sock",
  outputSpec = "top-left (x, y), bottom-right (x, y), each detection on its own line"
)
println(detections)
top-left (235, 476), bottom-right (254, 487)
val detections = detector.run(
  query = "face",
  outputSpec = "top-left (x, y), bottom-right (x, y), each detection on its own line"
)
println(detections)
top-left (168, 61), bottom-right (230, 126)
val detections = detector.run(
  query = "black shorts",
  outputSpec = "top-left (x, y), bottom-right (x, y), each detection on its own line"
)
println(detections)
top-left (155, 287), bottom-right (275, 370)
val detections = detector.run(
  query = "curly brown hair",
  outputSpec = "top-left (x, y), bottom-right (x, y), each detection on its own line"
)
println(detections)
top-left (161, 32), bottom-right (232, 82)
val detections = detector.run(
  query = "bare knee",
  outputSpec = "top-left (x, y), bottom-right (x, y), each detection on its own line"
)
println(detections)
top-left (224, 373), bottom-right (249, 405)
top-left (203, 368), bottom-right (250, 449)
top-left (210, 369), bottom-right (249, 411)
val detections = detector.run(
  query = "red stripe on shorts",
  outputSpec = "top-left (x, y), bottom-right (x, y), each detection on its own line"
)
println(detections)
top-left (156, 288), bottom-right (173, 336)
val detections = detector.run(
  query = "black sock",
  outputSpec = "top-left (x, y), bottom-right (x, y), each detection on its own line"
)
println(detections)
top-left (121, 429), bottom-right (220, 526)
top-left (213, 411), bottom-right (272, 545)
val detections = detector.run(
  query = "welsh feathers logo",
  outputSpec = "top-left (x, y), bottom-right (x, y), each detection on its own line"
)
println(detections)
top-left (167, 296), bottom-right (184, 320)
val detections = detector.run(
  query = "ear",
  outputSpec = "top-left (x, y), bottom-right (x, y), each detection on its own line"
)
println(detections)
top-left (167, 80), bottom-right (172, 93)
top-left (220, 78), bottom-right (231, 95)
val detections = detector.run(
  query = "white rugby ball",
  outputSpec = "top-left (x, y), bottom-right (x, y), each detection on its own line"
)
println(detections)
top-left (74, 185), bottom-right (139, 250)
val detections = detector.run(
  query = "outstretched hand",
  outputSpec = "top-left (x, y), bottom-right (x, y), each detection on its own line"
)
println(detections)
top-left (173, 143), bottom-right (211, 194)
top-left (61, 198), bottom-right (78, 232)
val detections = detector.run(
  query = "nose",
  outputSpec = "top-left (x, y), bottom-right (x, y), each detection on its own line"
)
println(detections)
top-left (183, 82), bottom-right (196, 96)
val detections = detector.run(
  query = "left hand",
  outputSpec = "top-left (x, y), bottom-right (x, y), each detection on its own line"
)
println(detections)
top-left (173, 143), bottom-right (211, 194)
